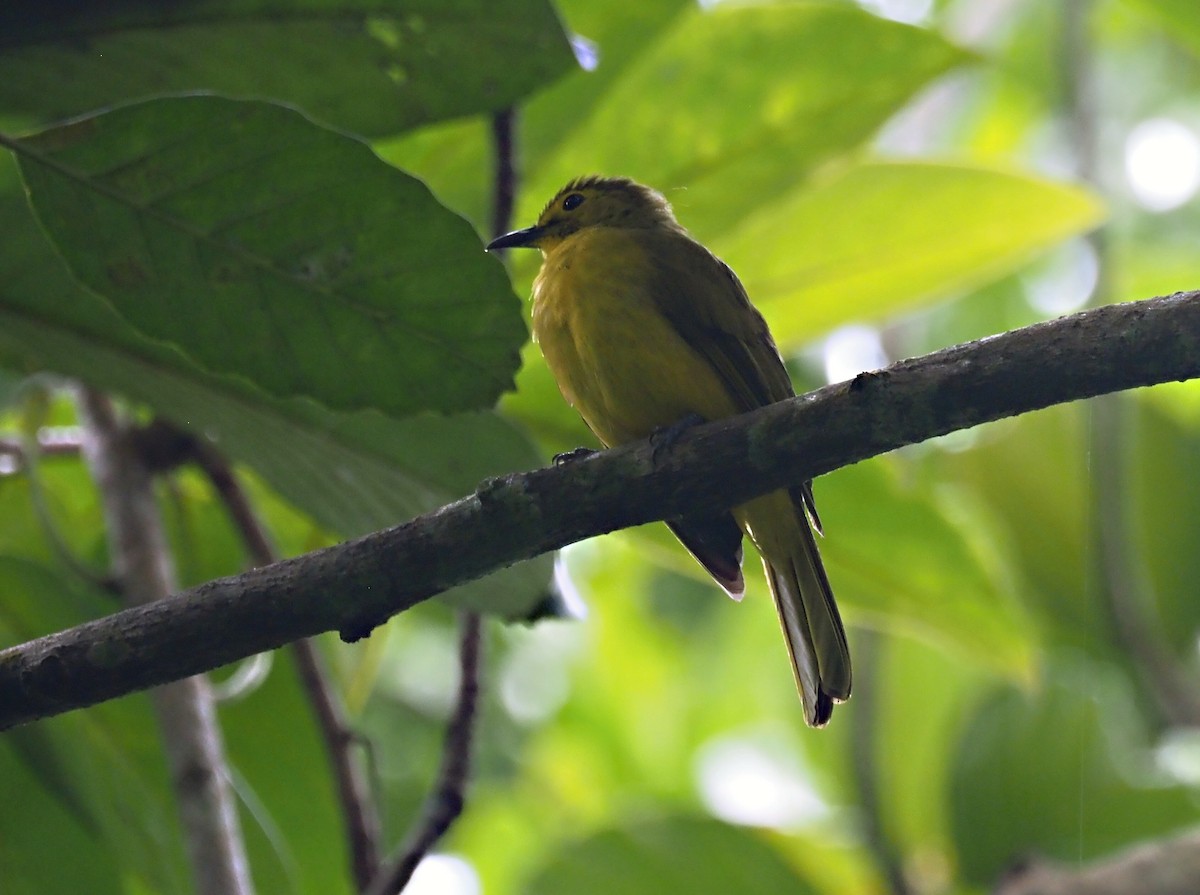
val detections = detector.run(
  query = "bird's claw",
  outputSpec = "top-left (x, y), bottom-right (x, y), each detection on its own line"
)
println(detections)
top-left (553, 446), bottom-right (598, 466)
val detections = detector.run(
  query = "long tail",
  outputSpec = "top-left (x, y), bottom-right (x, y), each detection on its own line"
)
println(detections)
top-left (745, 490), bottom-right (851, 726)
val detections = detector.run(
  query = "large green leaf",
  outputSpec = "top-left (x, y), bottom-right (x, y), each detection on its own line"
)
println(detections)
top-left (11, 95), bottom-right (526, 417)
top-left (519, 0), bottom-right (693, 177)
top-left (1129, 399), bottom-right (1200, 652)
top-left (869, 632), bottom-right (988, 883)
top-left (0, 558), bottom-right (188, 894)
top-left (220, 648), bottom-right (353, 895)
top-left (0, 0), bottom-right (574, 137)
top-left (524, 816), bottom-right (818, 895)
top-left (950, 659), bottom-right (1197, 886)
top-left (932, 407), bottom-right (1106, 655)
top-left (715, 161), bottom-right (1107, 347)
top-left (0, 170), bottom-right (552, 619)
top-left (0, 734), bottom-right (128, 895)
top-left (379, 0), bottom-right (693, 228)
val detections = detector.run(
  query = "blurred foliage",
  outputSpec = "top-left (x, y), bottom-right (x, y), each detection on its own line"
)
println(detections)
top-left (1, 1), bottom-right (1199, 894)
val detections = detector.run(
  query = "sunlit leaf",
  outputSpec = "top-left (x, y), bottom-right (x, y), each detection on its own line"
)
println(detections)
top-left (519, 3), bottom-right (972, 239)
top-left (870, 632), bottom-right (988, 882)
top-left (930, 407), bottom-right (1106, 654)
top-left (717, 162), bottom-right (1106, 346)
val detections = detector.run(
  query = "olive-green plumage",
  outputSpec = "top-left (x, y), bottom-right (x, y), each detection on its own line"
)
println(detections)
top-left (489, 176), bottom-right (851, 726)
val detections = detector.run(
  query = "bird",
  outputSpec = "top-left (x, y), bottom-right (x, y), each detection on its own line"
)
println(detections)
top-left (488, 175), bottom-right (850, 726)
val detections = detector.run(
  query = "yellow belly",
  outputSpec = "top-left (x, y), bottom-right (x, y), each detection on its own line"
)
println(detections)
top-left (532, 228), bottom-right (737, 446)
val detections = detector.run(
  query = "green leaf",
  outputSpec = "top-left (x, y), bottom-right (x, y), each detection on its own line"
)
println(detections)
top-left (0, 561), bottom-right (187, 893)
top-left (378, 0), bottom-right (691, 230)
top-left (817, 460), bottom-right (1034, 678)
top-left (625, 457), bottom-right (1037, 679)
top-left (0, 0), bottom-right (574, 137)
top-left (519, 0), bottom-right (694, 177)
top-left (0, 735), bottom-right (128, 895)
top-left (0, 174), bottom-right (552, 619)
top-left (11, 95), bottom-right (526, 417)
top-left (869, 633), bottom-right (988, 877)
top-left (950, 658), bottom-right (1197, 886)
top-left (931, 407), bottom-right (1106, 655)
top-left (525, 816), bottom-right (818, 895)
top-left (520, 2), bottom-right (972, 239)
top-left (1126, 0), bottom-right (1200, 58)
top-left (714, 161), bottom-right (1107, 347)
top-left (1130, 399), bottom-right (1200, 652)
top-left (220, 648), bottom-right (353, 895)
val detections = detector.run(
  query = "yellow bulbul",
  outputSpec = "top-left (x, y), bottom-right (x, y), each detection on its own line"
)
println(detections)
top-left (489, 176), bottom-right (850, 726)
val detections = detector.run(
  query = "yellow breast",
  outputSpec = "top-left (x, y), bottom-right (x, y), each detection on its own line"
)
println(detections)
top-left (531, 227), bottom-right (738, 446)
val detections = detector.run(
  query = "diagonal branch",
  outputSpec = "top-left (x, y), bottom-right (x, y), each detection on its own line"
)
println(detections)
top-left (186, 436), bottom-right (383, 891)
top-left (364, 611), bottom-right (484, 895)
top-left (2, 291), bottom-right (1199, 730)
top-left (76, 387), bottom-right (254, 895)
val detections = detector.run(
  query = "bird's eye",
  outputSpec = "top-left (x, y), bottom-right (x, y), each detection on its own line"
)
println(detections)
top-left (562, 193), bottom-right (585, 211)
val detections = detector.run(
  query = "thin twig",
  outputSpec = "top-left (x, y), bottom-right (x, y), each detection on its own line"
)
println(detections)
top-left (185, 430), bottom-right (383, 891)
top-left (291, 638), bottom-right (382, 890)
top-left (76, 387), bottom-right (254, 895)
top-left (489, 107), bottom-right (517, 246)
top-left (187, 438), bottom-right (276, 566)
top-left (364, 612), bottom-right (484, 895)
top-left (2, 291), bottom-right (1199, 729)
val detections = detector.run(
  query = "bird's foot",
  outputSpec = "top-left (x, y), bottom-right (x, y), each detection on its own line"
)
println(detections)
top-left (553, 446), bottom-right (598, 466)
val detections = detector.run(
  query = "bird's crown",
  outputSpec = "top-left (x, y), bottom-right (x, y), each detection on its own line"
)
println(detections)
top-left (533, 175), bottom-right (681, 239)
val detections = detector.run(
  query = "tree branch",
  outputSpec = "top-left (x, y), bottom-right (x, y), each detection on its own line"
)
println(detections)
top-left (76, 387), bottom-right (254, 895)
top-left (2, 292), bottom-right (1198, 729)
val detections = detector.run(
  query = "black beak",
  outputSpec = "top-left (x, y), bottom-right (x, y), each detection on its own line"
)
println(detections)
top-left (486, 226), bottom-right (542, 251)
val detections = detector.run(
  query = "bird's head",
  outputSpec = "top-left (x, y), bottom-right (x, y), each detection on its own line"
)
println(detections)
top-left (487, 176), bottom-right (681, 253)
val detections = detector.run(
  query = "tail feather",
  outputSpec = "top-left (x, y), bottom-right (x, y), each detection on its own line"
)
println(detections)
top-left (667, 513), bottom-right (745, 599)
top-left (755, 495), bottom-right (851, 727)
